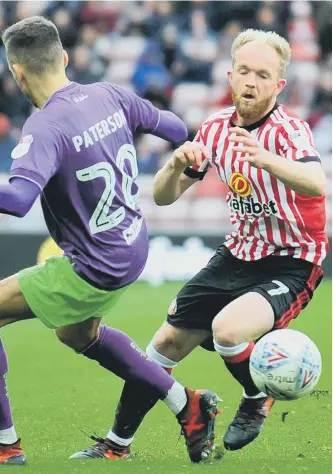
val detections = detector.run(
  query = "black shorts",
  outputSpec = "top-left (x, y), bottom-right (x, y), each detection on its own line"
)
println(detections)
top-left (167, 246), bottom-right (323, 351)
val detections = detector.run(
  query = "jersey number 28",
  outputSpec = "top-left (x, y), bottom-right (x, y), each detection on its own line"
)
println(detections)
top-left (76, 144), bottom-right (139, 235)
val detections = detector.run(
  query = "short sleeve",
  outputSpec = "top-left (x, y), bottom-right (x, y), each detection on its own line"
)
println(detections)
top-left (276, 119), bottom-right (321, 163)
top-left (119, 87), bottom-right (160, 134)
top-left (9, 117), bottom-right (62, 190)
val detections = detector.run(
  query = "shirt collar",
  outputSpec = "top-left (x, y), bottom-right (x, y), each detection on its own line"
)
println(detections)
top-left (230, 103), bottom-right (279, 131)
top-left (41, 81), bottom-right (76, 109)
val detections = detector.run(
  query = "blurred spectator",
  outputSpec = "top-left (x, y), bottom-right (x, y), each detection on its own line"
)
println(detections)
top-left (312, 114), bottom-right (332, 155)
top-left (137, 134), bottom-right (170, 174)
top-left (67, 45), bottom-right (104, 84)
top-left (52, 8), bottom-right (78, 50)
top-left (254, 5), bottom-right (286, 37)
top-left (136, 140), bottom-right (160, 174)
top-left (145, 2), bottom-right (176, 39)
top-left (218, 21), bottom-right (243, 56)
top-left (312, 68), bottom-right (332, 116)
top-left (288, 0), bottom-right (320, 61)
top-left (15, 1), bottom-right (50, 20)
top-left (79, 1), bottom-right (120, 30)
top-left (0, 114), bottom-right (15, 173)
top-left (314, 1), bottom-right (332, 58)
top-left (0, 75), bottom-right (30, 127)
top-left (132, 41), bottom-right (172, 96)
top-left (174, 9), bottom-right (218, 84)
top-left (160, 23), bottom-right (179, 71)
top-left (0, 0), bottom-right (330, 177)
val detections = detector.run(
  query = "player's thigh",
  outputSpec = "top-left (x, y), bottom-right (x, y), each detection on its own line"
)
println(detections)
top-left (212, 260), bottom-right (324, 344)
top-left (166, 248), bottom-right (233, 353)
top-left (212, 292), bottom-right (275, 345)
top-left (252, 263), bottom-right (323, 331)
top-left (0, 274), bottom-right (35, 326)
top-left (17, 256), bottom-right (125, 330)
top-left (150, 321), bottom-right (210, 362)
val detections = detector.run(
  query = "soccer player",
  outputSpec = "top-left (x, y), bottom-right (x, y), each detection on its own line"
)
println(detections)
top-left (0, 16), bottom-right (220, 464)
top-left (73, 29), bottom-right (328, 459)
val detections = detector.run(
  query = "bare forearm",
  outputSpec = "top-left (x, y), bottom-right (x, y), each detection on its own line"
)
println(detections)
top-left (153, 162), bottom-right (184, 205)
top-left (153, 140), bottom-right (208, 205)
top-left (263, 153), bottom-right (325, 196)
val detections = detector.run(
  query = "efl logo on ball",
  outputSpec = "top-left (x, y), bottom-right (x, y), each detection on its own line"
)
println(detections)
top-left (229, 172), bottom-right (252, 197)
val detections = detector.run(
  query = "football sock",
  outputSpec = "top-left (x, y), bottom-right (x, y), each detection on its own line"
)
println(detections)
top-left (214, 340), bottom-right (261, 397)
top-left (109, 346), bottom-right (176, 442)
top-left (82, 326), bottom-right (186, 413)
top-left (0, 339), bottom-right (17, 444)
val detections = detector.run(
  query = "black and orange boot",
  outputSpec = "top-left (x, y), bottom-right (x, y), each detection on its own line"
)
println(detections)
top-left (70, 435), bottom-right (131, 460)
top-left (224, 396), bottom-right (275, 450)
top-left (0, 439), bottom-right (26, 465)
top-left (177, 388), bottom-right (221, 463)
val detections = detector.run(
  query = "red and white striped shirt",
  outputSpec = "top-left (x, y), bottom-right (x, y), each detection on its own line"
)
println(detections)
top-left (190, 104), bottom-right (328, 266)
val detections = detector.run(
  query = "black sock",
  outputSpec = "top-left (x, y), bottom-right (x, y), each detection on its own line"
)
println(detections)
top-left (111, 380), bottom-right (161, 440)
top-left (111, 366), bottom-right (173, 441)
top-left (223, 357), bottom-right (261, 397)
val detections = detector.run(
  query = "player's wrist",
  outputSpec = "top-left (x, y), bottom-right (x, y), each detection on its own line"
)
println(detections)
top-left (167, 158), bottom-right (185, 173)
top-left (260, 151), bottom-right (278, 171)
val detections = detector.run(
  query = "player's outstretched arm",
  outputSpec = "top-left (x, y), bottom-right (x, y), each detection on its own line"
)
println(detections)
top-left (153, 141), bottom-right (209, 205)
top-left (0, 178), bottom-right (41, 217)
top-left (117, 86), bottom-right (188, 144)
top-left (151, 110), bottom-right (188, 144)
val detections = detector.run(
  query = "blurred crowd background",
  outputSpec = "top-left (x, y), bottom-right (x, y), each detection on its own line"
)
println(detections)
top-left (0, 1), bottom-right (332, 170)
top-left (0, 1), bottom-right (332, 237)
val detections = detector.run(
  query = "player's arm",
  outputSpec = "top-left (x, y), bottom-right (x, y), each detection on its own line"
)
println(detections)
top-left (121, 87), bottom-right (188, 143)
top-left (7, 118), bottom-right (62, 216)
top-left (259, 156), bottom-right (324, 196)
top-left (0, 178), bottom-right (41, 217)
top-left (230, 125), bottom-right (325, 197)
top-left (153, 141), bottom-right (210, 205)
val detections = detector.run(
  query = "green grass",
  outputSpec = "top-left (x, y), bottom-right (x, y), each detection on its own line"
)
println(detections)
top-left (2, 280), bottom-right (331, 473)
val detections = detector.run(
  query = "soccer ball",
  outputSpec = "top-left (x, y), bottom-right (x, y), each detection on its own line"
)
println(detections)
top-left (250, 329), bottom-right (322, 401)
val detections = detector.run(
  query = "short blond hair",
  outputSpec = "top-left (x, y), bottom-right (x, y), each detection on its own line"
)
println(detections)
top-left (231, 29), bottom-right (291, 77)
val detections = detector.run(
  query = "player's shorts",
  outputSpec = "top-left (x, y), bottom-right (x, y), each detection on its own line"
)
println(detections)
top-left (18, 256), bottom-right (127, 329)
top-left (167, 245), bottom-right (323, 351)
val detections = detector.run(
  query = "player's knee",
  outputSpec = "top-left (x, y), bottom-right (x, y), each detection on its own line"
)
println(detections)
top-left (55, 326), bottom-right (97, 352)
top-left (212, 317), bottom-right (243, 346)
top-left (152, 328), bottom-right (183, 355)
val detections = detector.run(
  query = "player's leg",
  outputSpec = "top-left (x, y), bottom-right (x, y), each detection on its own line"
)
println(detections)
top-left (14, 254), bottom-right (219, 463)
top-left (0, 274), bottom-right (36, 465)
top-left (68, 321), bottom-right (210, 460)
top-left (108, 324), bottom-right (210, 457)
top-left (212, 259), bottom-right (323, 451)
top-left (70, 251), bottom-right (229, 461)
top-left (212, 291), bottom-right (275, 451)
top-left (57, 319), bottom-right (219, 463)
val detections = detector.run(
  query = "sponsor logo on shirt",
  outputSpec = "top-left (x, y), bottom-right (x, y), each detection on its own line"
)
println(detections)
top-left (288, 131), bottom-right (308, 148)
top-left (229, 172), bottom-right (252, 198)
top-left (11, 135), bottom-right (34, 159)
top-left (123, 216), bottom-right (143, 245)
top-left (228, 196), bottom-right (278, 217)
top-left (289, 132), bottom-right (301, 140)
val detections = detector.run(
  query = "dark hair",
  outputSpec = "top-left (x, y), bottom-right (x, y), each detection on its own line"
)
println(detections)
top-left (2, 16), bottom-right (63, 74)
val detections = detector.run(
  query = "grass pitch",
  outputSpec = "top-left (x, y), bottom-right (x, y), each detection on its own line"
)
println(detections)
top-left (2, 280), bottom-right (331, 474)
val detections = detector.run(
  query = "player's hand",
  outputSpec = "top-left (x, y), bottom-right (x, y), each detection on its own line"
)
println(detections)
top-left (229, 127), bottom-right (270, 169)
top-left (170, 141), bottom-right (210, 170)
